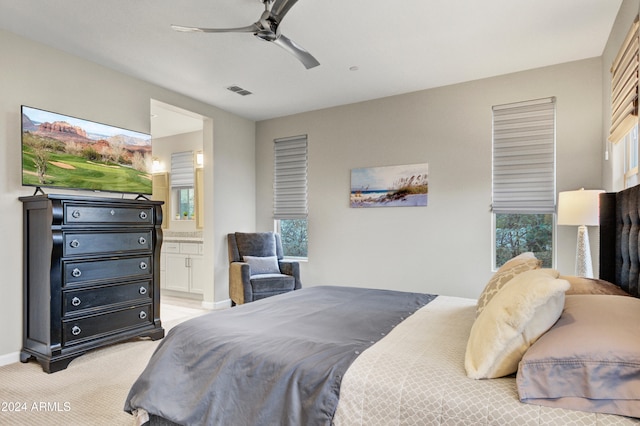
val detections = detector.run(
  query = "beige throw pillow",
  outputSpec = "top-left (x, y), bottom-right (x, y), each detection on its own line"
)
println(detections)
top-left (465, 269), bottom-right (568, 379)
top-left (476, 253), bottom-right (542, 317)
top-left (560, 275), bottom-right (631, 296)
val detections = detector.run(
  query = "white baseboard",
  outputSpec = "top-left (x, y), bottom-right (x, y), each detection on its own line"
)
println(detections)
top-left (0, 351), bottom-right (20, 367)
top-left (203, 299), bottom-right (231, 310)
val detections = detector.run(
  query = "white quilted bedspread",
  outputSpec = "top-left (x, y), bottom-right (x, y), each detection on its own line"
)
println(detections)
top-left (333, 296), bottom-right (639, 426)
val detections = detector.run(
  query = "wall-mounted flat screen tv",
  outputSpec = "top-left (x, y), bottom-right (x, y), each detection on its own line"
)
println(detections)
top-left (21, 105), bottom-right (153, 195)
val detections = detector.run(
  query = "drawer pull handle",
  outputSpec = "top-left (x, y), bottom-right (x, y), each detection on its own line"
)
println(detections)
top-left (71, 297), bottom-right (82, 307)
top-left (71, 268), bottom-right (82, 278)
top-left (71, 325), bottom-right (82, 336)
top-left (69, 239), bottom-right (80, 248)
top-left (72, 210), bottom-right (81, 219)
top-left (139, 211), bottom-right (148, 220)
top-left (139, 311), bottom-right (147, 320)
top-left (138, 236), bottom-right (147, 245)
top-left (139, 261), bottom-right (148, 270)
top-left (139, 286), bottom-right (147, 295)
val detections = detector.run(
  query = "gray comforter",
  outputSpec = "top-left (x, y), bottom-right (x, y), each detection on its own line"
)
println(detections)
top-left (124, 286), bottom-right (436, 426)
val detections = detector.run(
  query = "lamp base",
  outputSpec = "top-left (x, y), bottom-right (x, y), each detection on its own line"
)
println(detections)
top-left (575, 225), bottom-right (594, 278)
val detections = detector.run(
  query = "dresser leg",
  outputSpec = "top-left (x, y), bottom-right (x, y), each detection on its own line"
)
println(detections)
top-left (145, 327), bottom-right (165, 341)
top-left (44, 357), bottom-right (76, 374)
top-left (19, 351), bottom-right (77, 373)
top-left (19, 351), bottom-right (32, 363)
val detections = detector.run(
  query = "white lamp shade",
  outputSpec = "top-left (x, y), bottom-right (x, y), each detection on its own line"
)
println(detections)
top-left (557, 189), bottom-right (604, 226)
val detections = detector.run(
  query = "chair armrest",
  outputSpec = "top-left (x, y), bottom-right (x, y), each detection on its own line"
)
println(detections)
top-left (278, 260), bottom-right (302, 289)
top-left (229, 262), bottom-right (252, 304)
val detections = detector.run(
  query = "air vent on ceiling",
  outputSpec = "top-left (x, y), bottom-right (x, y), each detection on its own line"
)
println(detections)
top-left (226, 85), bottom-right (253, 96)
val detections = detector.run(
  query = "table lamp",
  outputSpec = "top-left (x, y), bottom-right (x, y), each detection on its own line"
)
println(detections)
top-left (557, 188), bottom-right (604, 278)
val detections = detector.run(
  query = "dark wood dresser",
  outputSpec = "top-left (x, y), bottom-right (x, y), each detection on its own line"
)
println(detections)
top-left (19, 194), bottom-right (164, 373)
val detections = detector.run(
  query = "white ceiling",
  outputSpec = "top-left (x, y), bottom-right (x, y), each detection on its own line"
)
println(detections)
top-left (0, 0), bottom-right (624, 123)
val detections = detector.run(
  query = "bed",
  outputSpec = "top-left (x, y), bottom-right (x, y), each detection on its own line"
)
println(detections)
top-left (125, 185), bottom-right (640, 425)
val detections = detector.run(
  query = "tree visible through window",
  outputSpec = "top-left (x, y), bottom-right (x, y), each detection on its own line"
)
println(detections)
top-left (495, 214), bottom-right (553, 267)
top-left (278, 219), bottom-right (308, 258)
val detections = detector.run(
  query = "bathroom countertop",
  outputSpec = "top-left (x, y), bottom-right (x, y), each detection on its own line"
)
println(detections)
top-left (164, 237), bottom-right (203, 243)
top-left (163, 231), bottom-right (203, 243)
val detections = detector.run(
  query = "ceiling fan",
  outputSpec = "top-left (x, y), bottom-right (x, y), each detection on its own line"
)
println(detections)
top-left (171, 0), bottom-right (320, 69)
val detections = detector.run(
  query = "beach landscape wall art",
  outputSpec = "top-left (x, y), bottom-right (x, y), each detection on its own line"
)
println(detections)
top-left (350, 163), bottom-right (428, 208)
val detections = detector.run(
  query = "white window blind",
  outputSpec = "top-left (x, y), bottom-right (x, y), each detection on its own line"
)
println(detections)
top-left (274, 135), bottom-right (308, 219)
top-left (610, 16), bottom-right (639, 143)
top-left (170, 151), bottom-right (194, 188)
top-left (492, 97), bottom-right (556, 214)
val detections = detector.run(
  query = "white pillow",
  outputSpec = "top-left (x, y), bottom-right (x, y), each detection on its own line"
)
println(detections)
top-left (465, 268), bottom-right (568, 379)
top-left (243, 255), bottom-right (280, 275)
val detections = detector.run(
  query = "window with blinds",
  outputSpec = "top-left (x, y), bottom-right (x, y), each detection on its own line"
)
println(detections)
top-left (170, 151), bottom-right (194, 188)
top-left (170, 151), bottom-right (195, 220)
top-left (610, 16), bottom-right (639, 144)
top-left (492, 97), bottom-right (556, 214)
top-left (274, 136), bottom-right (308, 220)
top-left (274, 135), bottom-right (308, 258)
top-left (492, 97), bottom-right (556, 269)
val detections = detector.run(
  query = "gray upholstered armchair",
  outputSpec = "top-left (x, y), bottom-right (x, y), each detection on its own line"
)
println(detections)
top-left (227, 232), bottom-right (302, 305)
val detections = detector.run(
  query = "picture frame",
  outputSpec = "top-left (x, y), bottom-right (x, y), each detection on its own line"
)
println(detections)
top-left (350, 163), bottom-right (428, 208)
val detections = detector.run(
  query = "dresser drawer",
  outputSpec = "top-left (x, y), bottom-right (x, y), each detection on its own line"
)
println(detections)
top-left (63, 281), bottom-right (152, 316)
top-left (63, 231), bottom-right (152, 256)
top-left (63, 256), bottom-right (152, 285)
top-left (64, 204), bottom-right (154, 225)
top-left (63, 305), bottom-right (152, 345)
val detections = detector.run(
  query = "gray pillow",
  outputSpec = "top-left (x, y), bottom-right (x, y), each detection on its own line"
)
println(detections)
top-left (243, 255), bottom-right (280, 275)
top-left (517, 295), bottom-right (640, 418)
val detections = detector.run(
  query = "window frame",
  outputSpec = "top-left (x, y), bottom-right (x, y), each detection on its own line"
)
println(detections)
top-left (174, 187), bottom-right (195, 220)
top-left (491, 212), bottom-right (556, 271)
top-left (491, 97), bottom-right (557, 270)
top-left (274, 135), bottom-right (309, 259)
top-left (169, 150), bottom-right (196, 221)
top-left (623, 124), bottom-right (639, 188)
top-left (274, 218), bottom-right (308, 261)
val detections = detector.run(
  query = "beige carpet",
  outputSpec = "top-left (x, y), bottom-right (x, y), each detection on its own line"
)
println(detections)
top-left (0, 301), bottom-right (208, 426)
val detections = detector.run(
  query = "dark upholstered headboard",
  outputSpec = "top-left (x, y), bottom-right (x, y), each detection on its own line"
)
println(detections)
top-left (600, 184), bottom-right (640, 298)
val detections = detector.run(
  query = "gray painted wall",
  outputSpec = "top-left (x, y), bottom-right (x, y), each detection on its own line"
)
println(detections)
top-left (1, 1), bottom-right (636, 363)
top-left (256, 57), bottom-right (604, 299)
top-left (0, 30), bottom-right (255, 361)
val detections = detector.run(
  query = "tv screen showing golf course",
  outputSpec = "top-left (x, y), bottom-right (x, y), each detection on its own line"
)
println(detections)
top-left (21, 105), bottom-right (152, 195)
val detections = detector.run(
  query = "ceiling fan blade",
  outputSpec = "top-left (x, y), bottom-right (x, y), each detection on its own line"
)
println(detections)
top-left (171, 24), bottom-right (259, 33)
top-left (270, 0), bottom-right (299, 23)
top-left (273, 34), bottom-right (319, 69)
top-left (171, 2), bottom-right (317, 69)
